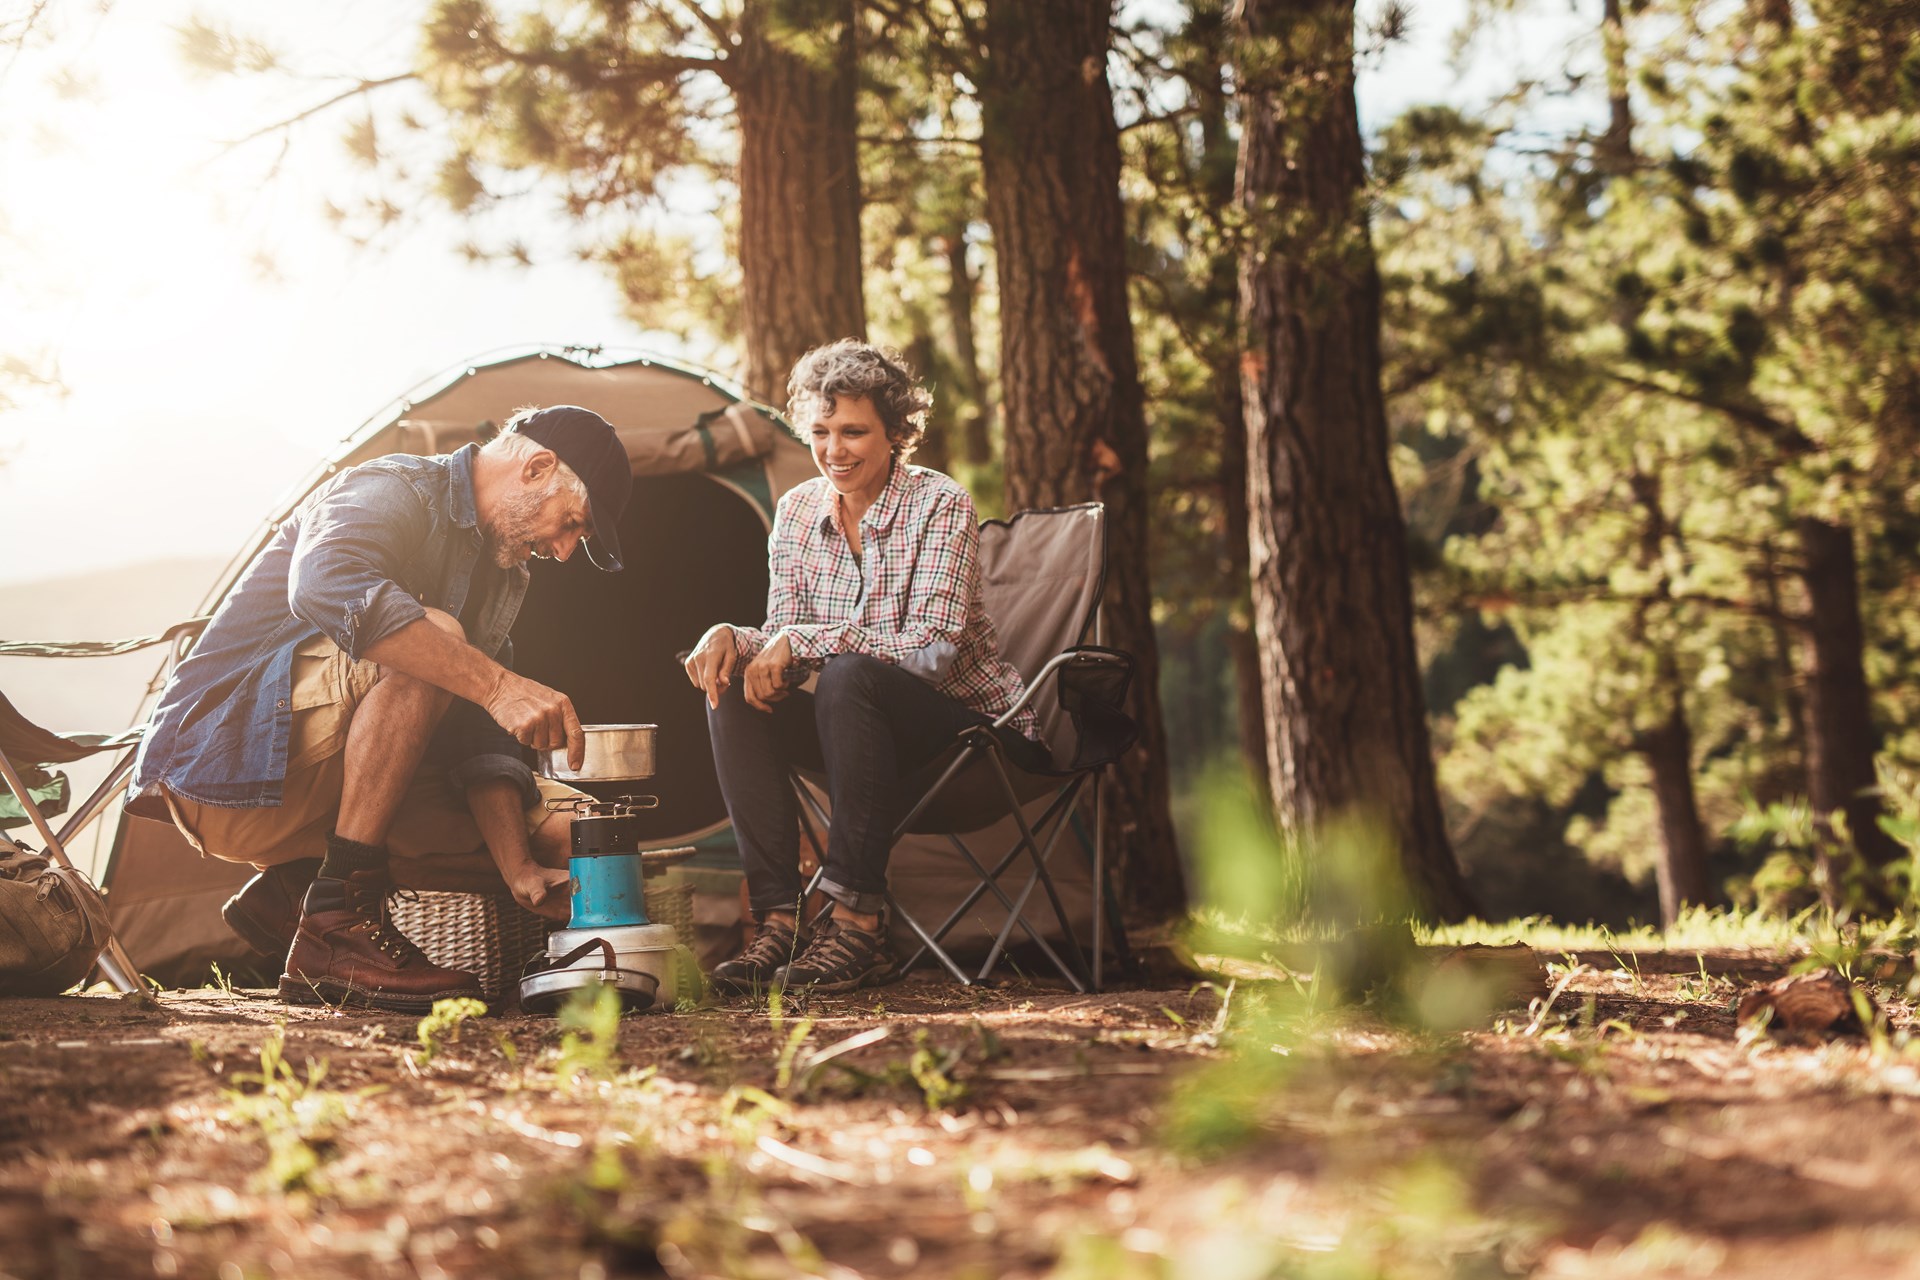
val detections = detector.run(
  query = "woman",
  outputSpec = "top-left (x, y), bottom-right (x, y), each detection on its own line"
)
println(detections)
top-left (684, 340), bottom-right (1048, 994)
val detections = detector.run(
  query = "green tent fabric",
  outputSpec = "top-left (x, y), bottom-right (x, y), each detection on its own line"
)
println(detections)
top-left (0, 767), bottom-right (68, 831)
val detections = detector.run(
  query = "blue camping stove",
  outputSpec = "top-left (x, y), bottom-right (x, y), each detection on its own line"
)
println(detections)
top-left (517, 796), bottom-right (679, 1014)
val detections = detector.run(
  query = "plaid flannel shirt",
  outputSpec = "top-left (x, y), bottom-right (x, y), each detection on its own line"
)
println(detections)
top-left (729, 465), bottom-right (1042, 744)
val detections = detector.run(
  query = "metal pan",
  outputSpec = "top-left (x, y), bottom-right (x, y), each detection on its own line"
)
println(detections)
top-left (517, 965), bottom-right (658, 1015)
top-left (537, 723), bottom-right (658, 782)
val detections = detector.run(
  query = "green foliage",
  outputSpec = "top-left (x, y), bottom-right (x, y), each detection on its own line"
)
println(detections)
top-left (555, 982), bottom-right (624, 1085)
top-left (415, 996), bottom-right (489, 1064)
top-left (223, 1028), bottom-right (354, 1194)
top-left (1379, 0), bottom-right (1920, 916)
top-left (771, 1015), bottom-right (815, 1092)
top-left (903, 1029), bottom-right (967, 1112)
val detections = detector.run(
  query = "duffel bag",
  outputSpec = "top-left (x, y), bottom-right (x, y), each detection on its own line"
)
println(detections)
top-left (0, 840), bottom-right (112, 996)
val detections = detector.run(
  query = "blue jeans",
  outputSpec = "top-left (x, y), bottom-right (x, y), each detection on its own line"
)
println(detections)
top-left (708, 653), bottom-right (1048, 916)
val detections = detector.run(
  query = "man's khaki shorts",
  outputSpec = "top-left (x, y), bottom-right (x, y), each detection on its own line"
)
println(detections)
top-left (162, 634), bottom-right (585, 870)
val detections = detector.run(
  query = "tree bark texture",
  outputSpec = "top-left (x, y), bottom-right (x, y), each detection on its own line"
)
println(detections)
top-left (1599, 0), bottom-right (1635, 174)
top-left (1234, 0), bottom-right (1477, 921)
top-left (1222, 398), bottom-right (1271, 797)
top-left (731, 1), bottom-right (867, 402)
top-left (944, 233), bottom-right (994, 467)
top-left (1194, 3), bottom-right (1271, 793)
top-left (977, 0), bottom-right (1186, 919)
top-left (1796, 516), bottom-right (1900, 888)
top-left (1640, 684), bottom-right (1713, 925)
top-left (904, 329), bottom-right (951, 471)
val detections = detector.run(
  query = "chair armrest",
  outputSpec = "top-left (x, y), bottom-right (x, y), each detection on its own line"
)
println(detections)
top-left (992, 647), bottom-right (1132, 730)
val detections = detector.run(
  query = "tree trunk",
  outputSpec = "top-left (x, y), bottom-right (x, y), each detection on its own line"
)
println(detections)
top-left (1193, 2), bottom-right (1271, 794)
top-left (731, 1), bottom-right (867, 402)
top-left (1640, 681), bottom-right (1712, 925)
top-left (904, 329), bottom-right (951, 472)
top-left (1599, 0), bottom-right (1634, 174)
top-left (1761, 538), bottom-right (1808, 764)
top-left (1210, 227), bottom-right (1268, 794)
top-left (1796, 516), bottom-right (1899, 893)
top-left (1234, 0), bottom-right (1477, 921)
top-left (977, 0), bottom-right (1186, 919)
top-left (943, 232), bottom-right (995, 467)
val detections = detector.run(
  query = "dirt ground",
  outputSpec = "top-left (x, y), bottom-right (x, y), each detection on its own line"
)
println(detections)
top-left (5, 946), bottom-right (1920, 1280)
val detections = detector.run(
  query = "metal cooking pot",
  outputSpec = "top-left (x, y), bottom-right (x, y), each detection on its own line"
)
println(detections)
top-left (537, 723), bottom-right (658, 782)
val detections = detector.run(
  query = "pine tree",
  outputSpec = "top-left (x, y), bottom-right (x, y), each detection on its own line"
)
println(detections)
top-left (1235, 0), bottom-right (1477, 921)
top-left (418, 0), bottom-right (867, 400)
top-left (971, 0), bottom-right (1185, 915)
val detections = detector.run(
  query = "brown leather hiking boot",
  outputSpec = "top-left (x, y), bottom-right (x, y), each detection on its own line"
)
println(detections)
top-left (775, 917), bottom-right (897, 994)
top-left (278, 869), bottom-right (483, 1012)
top-left (221, 859), bottom-right (318, 960)
top-left (709, 917), bottom-right (802, 997)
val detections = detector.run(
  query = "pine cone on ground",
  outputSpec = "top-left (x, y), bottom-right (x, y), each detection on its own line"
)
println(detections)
top-left (1734, 969), bottom-right (1871, 1038)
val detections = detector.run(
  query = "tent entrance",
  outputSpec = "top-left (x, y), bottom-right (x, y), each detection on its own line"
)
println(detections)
top-left (511, 471), bottom-right (770, 845)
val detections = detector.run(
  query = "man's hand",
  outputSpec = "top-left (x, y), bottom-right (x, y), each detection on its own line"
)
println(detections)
top-left (484, 670), bottom-right (586, 770)
top-left (684, 625), bottom-right (740, 710)
top-left (741, 631), bottom-right (796, 712)
top-left (506, 861), bottom-right (572, 921)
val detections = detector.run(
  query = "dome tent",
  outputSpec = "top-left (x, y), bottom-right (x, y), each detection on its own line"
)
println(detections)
top-left (102, 346), bottom-right (1095, 983)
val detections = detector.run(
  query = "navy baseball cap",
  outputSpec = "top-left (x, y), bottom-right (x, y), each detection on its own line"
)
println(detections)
top-left (508, 405), bottom-right (631, 572)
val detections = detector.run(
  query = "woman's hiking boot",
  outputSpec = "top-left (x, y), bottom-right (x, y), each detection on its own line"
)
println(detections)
top-left (710, 917), bottom-right (802, 997)
top-left (775, 918), bottom-right (897, 994)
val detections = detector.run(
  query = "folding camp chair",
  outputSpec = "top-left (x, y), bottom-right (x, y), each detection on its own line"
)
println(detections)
top-left (0, 618), bottom-right (207, 994)
top-left (791, 502), bottom-right (1139, 992)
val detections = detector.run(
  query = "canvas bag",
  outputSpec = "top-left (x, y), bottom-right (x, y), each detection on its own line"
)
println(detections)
top-left (0, 840), bottom-right (111, 996)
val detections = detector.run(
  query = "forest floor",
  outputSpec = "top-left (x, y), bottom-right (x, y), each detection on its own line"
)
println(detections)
top-left (5, 932), bottom-right (1920, 1279)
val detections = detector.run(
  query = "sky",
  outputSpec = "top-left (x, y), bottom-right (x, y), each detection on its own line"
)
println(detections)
top-left (0, 0), bottom-right (1597, 592)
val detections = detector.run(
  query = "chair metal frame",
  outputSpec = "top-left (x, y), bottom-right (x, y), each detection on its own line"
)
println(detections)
top-left (0, 742), bottom-right (147, 993)
top-left (787, 503), bottom-right (1137, 992)
top-left (0, 617), bottom-right (208, 995)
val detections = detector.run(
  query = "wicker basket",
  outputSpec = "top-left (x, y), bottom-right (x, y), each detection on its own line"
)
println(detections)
top-left (643, 878), bottom-right (695, 943)
top-left (387, 878), bottom-right (697, 1004)
top-left (387, 890), bottom-right (551, 1002)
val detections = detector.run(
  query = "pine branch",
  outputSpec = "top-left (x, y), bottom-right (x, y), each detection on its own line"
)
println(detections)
top-left (665, 0), bottom-right (732, 47)
top-left (1118, 103), bottom-right (1210, 134)
top-left (863, 0), bottom-right (977, 77)
top-left (0, 0), bottom-right (54, 78)
top-left (857, 130), bottom-right (980, 150)
top-left (1605, 369), bottom-right (1815, 455)
top-left (1456, 582), bottom-right (1804, 627)
top-left (218, 73), bottom-right (416, 152)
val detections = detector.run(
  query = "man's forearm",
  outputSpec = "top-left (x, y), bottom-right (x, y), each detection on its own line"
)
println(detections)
top-left (362, 616), bottom-right (505, 708)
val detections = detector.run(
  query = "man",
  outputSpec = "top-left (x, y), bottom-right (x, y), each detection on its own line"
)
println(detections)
top-left (129, 405), bottom-right (632, 1011)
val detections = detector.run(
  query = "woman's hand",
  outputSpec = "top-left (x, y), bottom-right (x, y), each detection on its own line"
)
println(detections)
top-left (684, 625), bottom-right (740, 709)
top-left (742, 632), bottom-right (795, 712)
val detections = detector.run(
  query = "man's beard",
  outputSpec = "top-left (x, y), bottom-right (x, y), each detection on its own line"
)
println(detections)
top-left (482, 480), bottom-right (560, 569)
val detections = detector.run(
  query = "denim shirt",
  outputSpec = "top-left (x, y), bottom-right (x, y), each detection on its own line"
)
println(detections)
top-left (131, 445), bottom-right (535, 811)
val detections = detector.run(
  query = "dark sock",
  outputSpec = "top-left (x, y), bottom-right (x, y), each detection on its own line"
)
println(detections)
top-left (318, 832), bottom-right (386, 882)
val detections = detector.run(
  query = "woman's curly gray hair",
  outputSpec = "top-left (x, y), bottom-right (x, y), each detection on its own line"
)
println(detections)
top-left (785, 339), bottom-right (933, 461)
